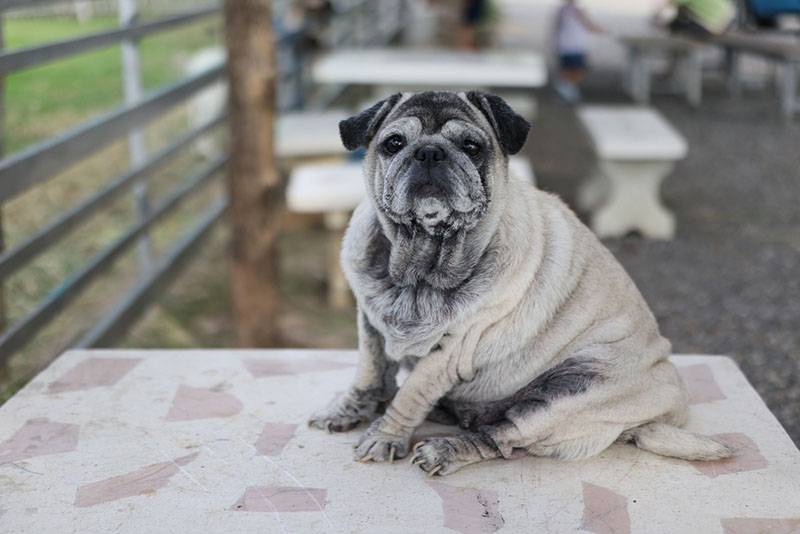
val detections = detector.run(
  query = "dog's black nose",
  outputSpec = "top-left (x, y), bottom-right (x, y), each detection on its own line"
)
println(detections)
top-left (414, 145), bottom-right (446, 163)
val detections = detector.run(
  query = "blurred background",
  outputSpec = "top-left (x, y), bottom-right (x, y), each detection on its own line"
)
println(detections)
top-left (0, 0), bottom-right (797, 445)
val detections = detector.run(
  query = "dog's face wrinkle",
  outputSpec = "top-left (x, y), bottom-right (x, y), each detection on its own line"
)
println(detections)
top-left (374, 114), bottom-right (492, 237)
top-left (393, 91), bottom-right (478, 134)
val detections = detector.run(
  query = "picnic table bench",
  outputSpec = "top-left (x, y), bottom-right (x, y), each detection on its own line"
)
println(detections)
top-left (1, 349), bottom-right (799, 533)
top-left (276, 110), bottom-right (350, 159)
top-left (577, 106), bottom-right (688, 240)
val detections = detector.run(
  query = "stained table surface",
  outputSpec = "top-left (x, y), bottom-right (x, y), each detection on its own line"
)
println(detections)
top-left (1, 350), bottom-right (799, 533)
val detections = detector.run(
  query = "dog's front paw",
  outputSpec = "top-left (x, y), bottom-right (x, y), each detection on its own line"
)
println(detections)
top-left (353, 420), bottom-right (410, 463)
top-left (410, 438), bottom-right (467, 476)
top-left (308, 392), bottom-right (375, 433)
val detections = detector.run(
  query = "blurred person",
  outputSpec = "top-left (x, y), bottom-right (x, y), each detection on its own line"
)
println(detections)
top-left (552, 0), bottom-right (603, 104)
top-left (459, 0), bottom-right (488, 49)
top-left (653, 0), bottom-right (736, 38)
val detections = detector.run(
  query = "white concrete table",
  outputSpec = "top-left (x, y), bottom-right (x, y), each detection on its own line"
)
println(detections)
top-left (276, 111), bottom-right (350, 159)
top-left (1, 350), bottom-right (799, 533)
top-left (619, 35), bottom-right (707, 107)
top-left (312, 48), bottom-right (548, 89)
top-left (577, 106), bottom-right (688, 240)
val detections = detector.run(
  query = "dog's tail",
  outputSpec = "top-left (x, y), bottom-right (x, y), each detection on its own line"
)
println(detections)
top-left (624, 423), bottom-right (735, 461)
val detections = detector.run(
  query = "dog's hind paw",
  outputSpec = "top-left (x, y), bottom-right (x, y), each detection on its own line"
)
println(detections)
top-left (410, 437), bottom-right (471, 476)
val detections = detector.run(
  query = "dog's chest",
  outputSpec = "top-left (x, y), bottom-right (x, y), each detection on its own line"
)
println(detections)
top-left (359, 287), bottom-right (453, 360)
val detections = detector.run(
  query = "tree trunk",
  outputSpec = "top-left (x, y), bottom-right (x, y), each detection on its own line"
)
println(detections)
top-left (224, 0), bottom-right (283, 347)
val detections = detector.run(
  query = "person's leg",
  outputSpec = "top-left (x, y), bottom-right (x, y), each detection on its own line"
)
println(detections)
top-left (555, 54), bottom-right (587, 103)
top-left (459, 0), bottom-right (483, 49)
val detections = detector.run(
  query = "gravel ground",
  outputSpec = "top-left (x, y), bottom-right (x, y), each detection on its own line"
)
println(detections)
top-left (526, 76), bottom-right (800, 445)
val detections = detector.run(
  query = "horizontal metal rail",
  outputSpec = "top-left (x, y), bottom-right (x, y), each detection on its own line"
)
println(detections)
top-left (0, 64), bottom-right (224, 204)
top-left (77, 196), bottom-right (227, 348)
top-left (0, 0), bottom-right (61, 11)
top-left (0, 112), bottom-right (226, 280)
top-left (0, 6), bottom-right (219, 74)
top-left (0, 156), bottom-right (227, 361)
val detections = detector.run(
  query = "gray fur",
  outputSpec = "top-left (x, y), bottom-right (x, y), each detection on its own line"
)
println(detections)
top-left (439, 357), bottom-right (605, 430)
top-left (309, 91), bottom-right (735, 473)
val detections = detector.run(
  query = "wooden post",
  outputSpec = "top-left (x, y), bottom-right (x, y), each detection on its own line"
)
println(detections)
top-left (223, 0), bottom-right (283, 347)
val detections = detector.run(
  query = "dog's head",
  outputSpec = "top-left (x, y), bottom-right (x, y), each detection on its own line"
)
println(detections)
top-left (340, 91), bottom-right (530, 238)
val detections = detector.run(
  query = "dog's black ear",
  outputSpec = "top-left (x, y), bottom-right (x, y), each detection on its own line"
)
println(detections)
top-left (466, 91), bottom-right (530, 155)
top-left (339, 93), bottom-right (402, 151)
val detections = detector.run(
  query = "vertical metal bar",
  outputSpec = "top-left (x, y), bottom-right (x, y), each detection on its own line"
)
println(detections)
top-left (0, 12), bottom-right (6, 333)
top-left (119, 0), bottom-right (153, 274)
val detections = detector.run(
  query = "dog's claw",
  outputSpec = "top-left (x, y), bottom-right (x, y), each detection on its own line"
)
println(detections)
top-left (326, 421), bottom-right (333, 434)
top-left (413, 440), bottom-right (426, 453)
top-left (426, 465), bottom-right (442, 477)
top-left (389, 445), bottom-right (396, 463)
top-left (411, 455), bottom-right (425, 465)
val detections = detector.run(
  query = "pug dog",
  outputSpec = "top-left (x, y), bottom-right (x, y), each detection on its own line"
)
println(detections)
top-left (309, 91), bottom-right (733, 476)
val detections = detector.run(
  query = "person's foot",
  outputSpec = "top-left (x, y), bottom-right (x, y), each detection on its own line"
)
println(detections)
top-left (555, 81), bottom-right (581, 104)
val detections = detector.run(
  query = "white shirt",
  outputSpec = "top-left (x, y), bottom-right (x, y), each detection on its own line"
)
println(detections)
top-left (556, 4), bottom-right (590, 54)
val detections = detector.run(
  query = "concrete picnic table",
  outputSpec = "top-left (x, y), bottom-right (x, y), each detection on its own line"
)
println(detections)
top-left (312, 48), bottom-right (548, 90)
top-left (618, 34), bottom-right (707, 107)
top-left (1, 350), bottom-right (799, 533)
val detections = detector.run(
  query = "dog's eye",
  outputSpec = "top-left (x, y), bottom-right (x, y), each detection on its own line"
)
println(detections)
top-left (382, 135), bottom-right (406, 155)
top-left (462, 139), bottom-right (482, 157)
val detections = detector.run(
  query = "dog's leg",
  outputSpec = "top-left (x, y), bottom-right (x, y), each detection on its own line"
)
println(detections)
top-left (309, 312), bottom-right (397, 432)
top-left (353, 344), bottom-right (460, 463)
top-left (410, 427), bottom-right (508, 476)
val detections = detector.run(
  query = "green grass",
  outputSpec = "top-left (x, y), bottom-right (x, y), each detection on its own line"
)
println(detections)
top-left (3, 15), bottom-right (222, 152)
top-left (0, 15), bottom-right (225, 399)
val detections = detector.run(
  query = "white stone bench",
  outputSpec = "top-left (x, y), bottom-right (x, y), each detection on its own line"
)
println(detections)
top-left (287, 157), bottom-right (535, 307)
top-left (2, 350), bottom-right (798, 532)
top-left (577, 106), bottom-right (688, 240)
top-left (286, 162), bottom-right (364, 309)
top-left (287, 156), bottom-right (536, 216)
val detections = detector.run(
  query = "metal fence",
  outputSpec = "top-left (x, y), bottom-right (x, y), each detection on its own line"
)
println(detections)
top-left (0, 0), bottom-right (406, 365)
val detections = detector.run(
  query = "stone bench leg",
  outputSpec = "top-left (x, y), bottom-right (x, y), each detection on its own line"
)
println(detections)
top-left (323, 211), bottom-right (352, 310)
top-left (684, 49), bottom-right (703, 107)
top-left (627, 49), bottom-right (651, 104)
top-left (724, 47), bottom-right (742, 98)
top-left (591, 160), bottom-right (676, 240)
top-left (576, 169), bottom-right (609, 213)
top-left (778, 61), bottom-right (799, 121)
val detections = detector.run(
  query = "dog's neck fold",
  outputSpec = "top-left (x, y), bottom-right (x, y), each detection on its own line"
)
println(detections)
top-left (377, 200), bottom-right (502, 290)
